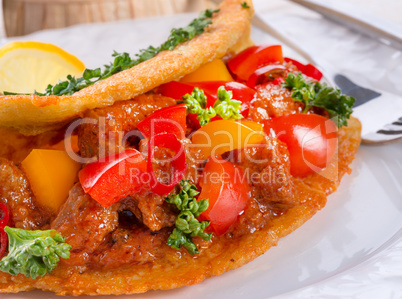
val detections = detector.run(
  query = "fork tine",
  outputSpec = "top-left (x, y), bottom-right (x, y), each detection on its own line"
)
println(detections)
top-left (377, 130), bottom-right (402, 135)
top-left (363, 116), bottom-right (402, 144)
top-left (377, 117), bottom-right (402, 135)
top-left (246, 6), bottom-right (402, 144)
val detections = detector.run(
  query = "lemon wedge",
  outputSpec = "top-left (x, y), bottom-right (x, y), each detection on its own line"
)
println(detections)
top-left (0, 41), bottom-right (85, 94)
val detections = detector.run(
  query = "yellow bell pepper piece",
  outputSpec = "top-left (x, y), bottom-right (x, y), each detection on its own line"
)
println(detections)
top-left (180, 59), bottom-right (233, 83)
top-left (237, 120), bottom-right (265, 132)
top-left (21, 149), bottom-right (81, 214)
top-left (191, 120), bottom-right (265, 160)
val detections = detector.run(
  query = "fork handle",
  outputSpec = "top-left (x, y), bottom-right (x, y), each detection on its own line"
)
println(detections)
top-left (289, 0), bottom-right (402, 51)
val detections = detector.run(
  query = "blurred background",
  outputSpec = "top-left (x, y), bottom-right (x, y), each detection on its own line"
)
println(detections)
top-left (1, 0), bottom-right (214, 37)
top-left (1, 0), bottom-right (401, 38)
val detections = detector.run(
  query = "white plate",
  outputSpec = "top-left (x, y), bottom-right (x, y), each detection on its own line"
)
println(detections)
top-left (4, 142), bottom-right (402, 298)
top-left (1, 5), bottom-right (402, 298)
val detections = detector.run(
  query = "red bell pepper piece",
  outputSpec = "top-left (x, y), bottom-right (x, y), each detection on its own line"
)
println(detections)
top-left (303, 64), bottom-right (323, 81)
top-left (198, 158), bottom-right (249, 236)
top-left (79, 149), bottom-right (147, 207)
top-left (284, 57), bottom-right (323, 81)
top-left (137, 104), bottom-right (187, 139)
top-left (147, 133), bottom-right (187, 196)
top-left (0, 203), bottom-right (8, 228)
top-left (189, 81), bottom-right (256, 118)
top-left (0, 203), bottom-right (9, 259)
top-left (284, 57), bottom-right (305, 70)
top-left (246, 64), bottom-right (286, 89)
top-left (271, 76), bottom-right (285, 85)
top-left (0, 229), bottom-right (6, 260)
top-left (227, 44), bottom-right (284, 81)
top-left (158, 81), bottom-right (195, 101)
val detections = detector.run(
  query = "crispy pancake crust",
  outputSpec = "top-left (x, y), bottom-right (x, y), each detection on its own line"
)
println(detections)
top-left (0, 0), bottom-right (253, 135)
top-left (0, 117), bottom-right (361, 295)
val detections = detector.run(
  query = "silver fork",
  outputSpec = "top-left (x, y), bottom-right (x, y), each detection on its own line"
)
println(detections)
top-left (210, 0), bottom-right (402, 144)
top-left (251, 14), bottom-right (402, 145)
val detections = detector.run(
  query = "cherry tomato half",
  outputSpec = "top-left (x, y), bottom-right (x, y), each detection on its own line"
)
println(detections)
top-left (198, 157), bottom-right (249, 235)
top-left (264, 114), bottom-right (338, 177)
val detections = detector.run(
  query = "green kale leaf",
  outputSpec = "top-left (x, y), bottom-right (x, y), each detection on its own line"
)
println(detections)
top-left (0, 227), bottom-right (71, 279)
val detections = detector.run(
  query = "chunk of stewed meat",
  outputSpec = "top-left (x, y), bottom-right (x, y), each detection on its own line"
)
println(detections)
top-left (78, 94), bottom-right (176, 159)
top-left (51, 184), bottom-right (119, 267)
top-left (225, 136), bottom-right (296, 206)
top-left (0, 127), bottom-right (64, 163)
top-left (51, 184), bottom-right (175, 270)
top-left (139, 137), bottom-right (201, 185)
top-left (118, 195), bottom-right (176, 232)
top-left (89, 226), bottom-right (171, 269)
top-left (249, 83), bottom-right (303, 122)
top-left (0, 158), bottom-right (50, 230)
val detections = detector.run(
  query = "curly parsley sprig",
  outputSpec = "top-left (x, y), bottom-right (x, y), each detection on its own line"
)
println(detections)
top-left (283, 72), bottom-right (355, 127)
top-left (165, 180), bottom-right (212, 255)
top-left (214, 86), bottom-right (243, 120)
top-left (180, 86), bottom-right (243, 126)
top-left (0, 227), bottom-right (71, 279)
top-left (4, 9), bottom-right (219, 96)
top-left (181, 87), bottom-right (217, 126)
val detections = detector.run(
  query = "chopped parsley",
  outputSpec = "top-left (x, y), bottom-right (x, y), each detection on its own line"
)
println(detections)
top-left (283, 72), bottom-right (355, 127)
top-left (4, 9), bottom-right (219, 96)
top-left (165, 180), bottom-right (212, 255)
top-left (241, 2), bottom-right (250, 9)
top-left (180, 86), bottom-right (243, 126)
